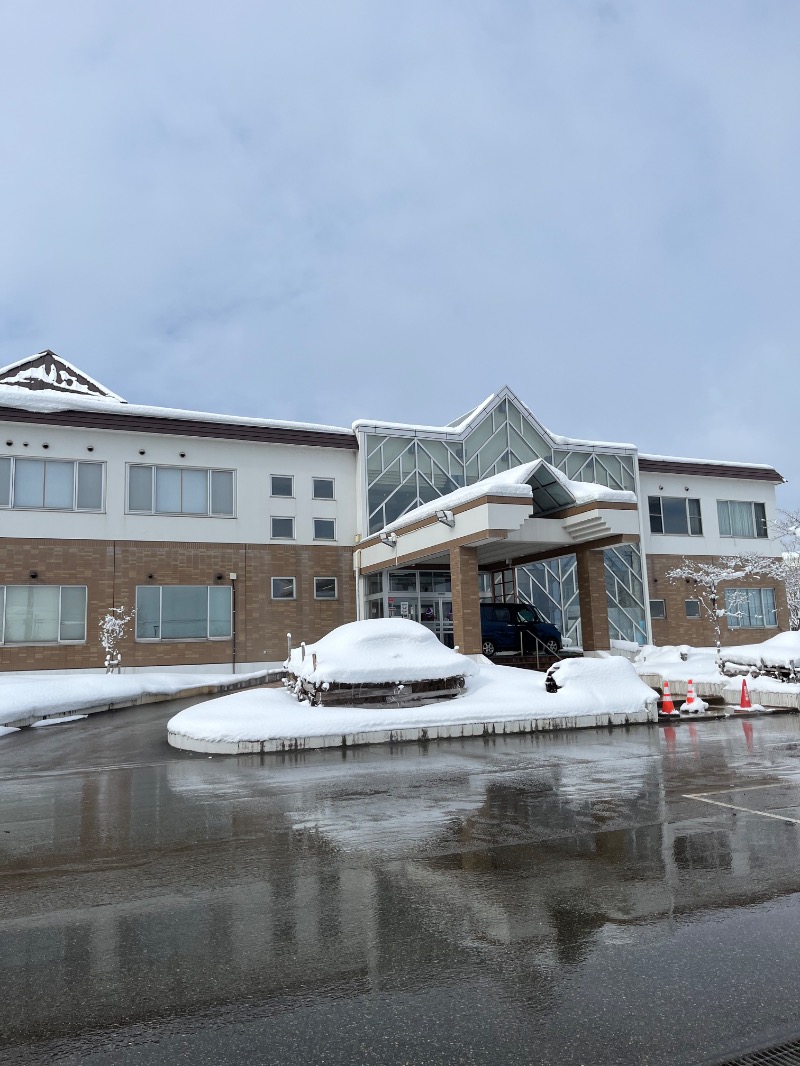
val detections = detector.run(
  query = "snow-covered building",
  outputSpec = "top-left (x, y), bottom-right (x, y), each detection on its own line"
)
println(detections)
top-left (0, 351), bottom-right (788, 672)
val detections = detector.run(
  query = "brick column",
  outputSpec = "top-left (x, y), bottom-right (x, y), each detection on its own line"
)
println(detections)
top-left (575, 546), bottom-right (610, 652)
top-left (450, 545), bottom-right (482, 655)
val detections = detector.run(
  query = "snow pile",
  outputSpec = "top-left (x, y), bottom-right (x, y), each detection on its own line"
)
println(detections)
top-left (286, 619), bottom-right (478, 684)
top-left (632, 644), bottom-right (722, 683)
top-left (169, 656), bottom-right (657, 748)
top-left (719, 632), bottom-right (800, 671)
top-left (377, 459), bottom-right (635, 536)
top-left (0, 670), bottom-right (266, 728)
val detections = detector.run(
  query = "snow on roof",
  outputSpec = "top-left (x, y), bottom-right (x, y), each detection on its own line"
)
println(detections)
top-left (0, 383), bottom-right (354, 437)
top-left (286, 618), bottom-right (479, 684)
top-left (0, 351), bottom-right (126, 401)
top-left (376, 459), bottom-right (636, 536)
top-left (352, 393), bottom-right (498, 436)
top-left (639, 452), bottom-right (781, 472)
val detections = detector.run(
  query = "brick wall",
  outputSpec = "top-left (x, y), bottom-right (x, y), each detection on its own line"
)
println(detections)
top-left (450, 545), bottom-right (482, 655)
top-left (575, 546), bottom-right (610, 652)
top-left (0, 538), bottom-right (356, 671)
top-left (646, 553), bottom-right (789, 647)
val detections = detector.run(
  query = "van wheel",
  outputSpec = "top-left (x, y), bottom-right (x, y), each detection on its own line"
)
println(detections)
top-left (481, 640), bottom-right (496, 658)
top-left (544, 639), bottom-right (560, 655)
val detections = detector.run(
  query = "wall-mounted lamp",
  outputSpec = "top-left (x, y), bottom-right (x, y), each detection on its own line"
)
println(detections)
top-left (379, 531), bottom-right (398, 548)
top-left (435, 509), bottom-right (455, 528)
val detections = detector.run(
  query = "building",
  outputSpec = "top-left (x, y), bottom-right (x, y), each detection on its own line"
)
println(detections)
top-left (0, 350), bottom-right (787, 672)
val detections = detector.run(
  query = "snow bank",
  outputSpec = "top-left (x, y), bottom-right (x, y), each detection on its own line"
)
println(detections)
top-left (286, 619), bottom-right (478, 684)
top-left (0, 670), bottom-right (266, 727)
top-left (719, 632), bottom-right (800, 670)
top-left (169, 656), bottom-right (657, 747)
top-left (633, 644), bottom-right (722, 683)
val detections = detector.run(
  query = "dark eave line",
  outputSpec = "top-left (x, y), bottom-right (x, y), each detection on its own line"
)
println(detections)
top-left (0, 406), bottom-right (359, 450)
top-left (638, 457), bottom-right (784, 482)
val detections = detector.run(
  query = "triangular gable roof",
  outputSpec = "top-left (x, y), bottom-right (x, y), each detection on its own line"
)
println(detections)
top-left (0, 351), bottom-right (125, 402)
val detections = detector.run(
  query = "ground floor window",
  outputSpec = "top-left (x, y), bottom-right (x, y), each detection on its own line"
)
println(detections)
top-left (272, 577), bottom-right (296, 600)
top-left (649, 599), bottom-right (666, 620)
top-left (725, 587), bottom-right (777, 628)
top-left (0, 585), bottom-right (87, 643)
top-left (136, 586), bottom-right (232, 640)
top-left (314, 577), bottom-right (337, 599)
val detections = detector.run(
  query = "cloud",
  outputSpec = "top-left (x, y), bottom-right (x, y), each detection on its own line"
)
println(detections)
top-left (0, 1), bottom-right (798, 503)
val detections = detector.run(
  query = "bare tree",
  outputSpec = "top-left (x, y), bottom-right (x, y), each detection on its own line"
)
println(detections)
top-left (100, 605), bottom-right (135, 673)
top-left (772, 509), bottom-right (800, 630)
top-left (666, 556), bottom-right (773, 658)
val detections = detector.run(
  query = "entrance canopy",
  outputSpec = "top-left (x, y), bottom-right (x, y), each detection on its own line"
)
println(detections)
top-left (357, 459), bottom-right (639, 576)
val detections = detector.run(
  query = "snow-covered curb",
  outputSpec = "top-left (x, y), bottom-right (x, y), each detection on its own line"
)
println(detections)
top-left (0, 671), bottom-right (268, 729)
top-left (168, 658), bottom-right (658, 754)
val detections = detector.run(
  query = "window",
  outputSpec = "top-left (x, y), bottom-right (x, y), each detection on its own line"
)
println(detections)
top-left (0, 585), bottom-right (87, 643)
top-left (127, 466), bottom-right (234, 517)
top-left (314, 577), bottom-right (337, 599)
top-left (648, 496), bottom-right (702, 536)
top-left (135, 586), bottom-right (231, 640)
top-left (367, 573), bottom-right (383, 595)
top-left (685, 600), bottom-right (701, 619)
top-left (725, 587), bottom-right (777, 628)
top-left (271, 516), bottom-right (295, 540)
top-left (272, 577), bottom-right (296, 600)
top-left (389, 571), bottom-right (417, 592)
top-left (0, 457), bottom-right (104, 511)
top-left (313, 518), bottom-right (336, 541)
top-left (271, 475), bottom-right (294, 497)
top-left (649, 599), bottom-right (666, 620)
top-left (313, 477), bottom-right (335, 500)
top-left (717, 500), bottom-right (768, 539)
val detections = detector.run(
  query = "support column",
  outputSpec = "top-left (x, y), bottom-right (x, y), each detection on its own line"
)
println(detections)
top-left (450, 545), bottom-right (482, 655)
top-left (575, 546), bottom-right (610, 652)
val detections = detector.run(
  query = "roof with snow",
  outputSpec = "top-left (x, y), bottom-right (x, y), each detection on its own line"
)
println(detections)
top-left (0, 351), bottom-right (126, 401)
top-left (376, 459), bottom-right (636, 536)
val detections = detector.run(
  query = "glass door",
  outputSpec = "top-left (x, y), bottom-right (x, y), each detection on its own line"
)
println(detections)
top-left (440, 598), bottom-right (454, 648)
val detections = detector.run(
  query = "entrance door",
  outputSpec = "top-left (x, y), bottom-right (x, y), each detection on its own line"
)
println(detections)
top-left (419, 598), bottom-right (454, 647)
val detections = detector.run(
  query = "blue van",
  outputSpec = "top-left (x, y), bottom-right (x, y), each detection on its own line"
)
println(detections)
top-left (479, 603), bottom-right (562, 658)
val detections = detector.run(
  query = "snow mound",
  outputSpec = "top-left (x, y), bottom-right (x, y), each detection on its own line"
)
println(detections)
top-left (547, 656), bottom-right (658, 707)
top-left (286, 618), bottom-right (478, 685)
top-left (720, 632), bottom-right (800, 670)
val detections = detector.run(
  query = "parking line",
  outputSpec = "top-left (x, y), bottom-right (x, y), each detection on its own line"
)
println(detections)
top-left (683, 792), bottom-right (800, 824)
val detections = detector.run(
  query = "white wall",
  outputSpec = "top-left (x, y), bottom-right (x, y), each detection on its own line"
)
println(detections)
top-left (638, 470), bottom-right (783, 558)
top-left (0, 420), bottom-right (359, 545)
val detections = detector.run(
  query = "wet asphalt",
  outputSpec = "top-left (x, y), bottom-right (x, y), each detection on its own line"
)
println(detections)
top-left (2, 700), bottom-right (800, 1065)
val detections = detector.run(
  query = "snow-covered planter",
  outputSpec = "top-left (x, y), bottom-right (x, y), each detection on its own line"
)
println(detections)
top-left (284, 619), bottom-right (478, 707)
top-left (545, 656), bottom-right (659, 713)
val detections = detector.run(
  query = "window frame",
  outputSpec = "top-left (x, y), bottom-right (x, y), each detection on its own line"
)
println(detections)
top-left (717, 499), bottom-right (769, 539)
top-left (126, 464), bottom-right (235, 518)
top-left (649, 598), bottom-right (667, 620)
top-left (314, 576), bottom-right (338, 600)
top-left (0, 584), bottom-right (88, 645)
top-left (312, 477), bottom-right (335, 500)
top-left (271, 577), bottom-right (297, 600)
top-left (270, 475), bottom-right (294, 499)
top-left (134, 585), bottom-right (233, 642)
top-left (725, 587), bottom-right (778, 629)
top-left (648, 495), bottom-right (703, 537)
top-left (0, 457), bottom-right (105, 513)
top-left (270, 516), bottom-right (296, 540)
top-left (313, 517), bottom-right (336, 542)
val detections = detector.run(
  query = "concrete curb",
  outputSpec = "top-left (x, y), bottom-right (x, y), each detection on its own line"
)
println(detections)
top-left (638, 673), bottom-right (800, 712)
top-left (167, 706), bottom-right (658, 755)
top-left (4, 673), bottom-right (270, 729)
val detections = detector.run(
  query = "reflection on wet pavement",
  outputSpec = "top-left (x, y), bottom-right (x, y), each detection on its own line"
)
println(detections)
top-left (2, 704), bottom-right (800, 1065)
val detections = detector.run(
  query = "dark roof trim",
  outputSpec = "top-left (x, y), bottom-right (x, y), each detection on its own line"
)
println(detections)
top-left (638, 457), bottom-right (784, 483)
top-left (0, 406), bottom-right (359, 450)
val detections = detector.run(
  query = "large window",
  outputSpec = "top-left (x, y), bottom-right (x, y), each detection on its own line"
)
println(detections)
top-left (128, 466), bottom-right (234, 517)
top-left (135, 586), bottom-right (232, 640)
top-left (0, 585), bottom-right (87, 643)
top-left (0, 458), bottom-right (104, 511)
top-left (725, 587), bottom-right (777, 628)
top-left (648, 496), bottom-right (703, 536)
top-left (717, 500), bottom-right (768, 539)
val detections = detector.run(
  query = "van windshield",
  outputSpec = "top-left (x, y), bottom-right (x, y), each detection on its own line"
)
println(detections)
top-left (516, 607), bottom-right (539, 625)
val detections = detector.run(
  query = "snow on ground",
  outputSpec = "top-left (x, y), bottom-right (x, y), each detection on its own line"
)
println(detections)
top-left (287, 618), bottom-right (478, 684)
top-left (169, 656), bottom-right (657, 746)
top-left (0, 670), bottom-right (266, 728)
top-left (718, 631), bottom-right (800, 670)
top-left (633, 644), bottom-right (721, 683)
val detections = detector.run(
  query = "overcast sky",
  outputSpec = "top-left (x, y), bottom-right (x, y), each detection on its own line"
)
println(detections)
top-left (1, 1), bottom-right (798, 509)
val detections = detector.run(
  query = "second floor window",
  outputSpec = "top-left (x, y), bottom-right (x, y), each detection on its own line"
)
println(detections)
top-left (717, 500), bottom-right (768, 539)
top-left (0, 457), bottom-right (104, 511)
top-left (128, 466), bottom-right (234, 517)
top-left (648, 496), bottom-right (702, 536)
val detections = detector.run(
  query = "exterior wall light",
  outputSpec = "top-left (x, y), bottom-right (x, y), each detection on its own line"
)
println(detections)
top-left (379, 531), bottom-right (398, 547)
top-left (435, 509), bottom-right (455, 527)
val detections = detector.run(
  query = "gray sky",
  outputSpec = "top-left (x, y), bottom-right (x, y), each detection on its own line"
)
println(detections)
top-left (2, 1), bottom-right (798, 510)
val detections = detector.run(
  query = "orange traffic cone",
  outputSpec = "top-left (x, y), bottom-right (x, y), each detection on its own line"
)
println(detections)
top-left (659, 680), bottom-right (680, 719)
top-left (684, 679), bottom-right (697, 713)
top-left (737, 678), bottom-right (752, 712)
